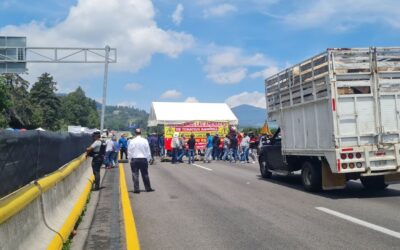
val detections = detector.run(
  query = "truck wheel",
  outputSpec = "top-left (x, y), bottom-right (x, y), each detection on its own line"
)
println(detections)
top-left (301, 161), bottom-right (322, 192)
top-left (360, 176), bottom-right (388, 190)
top-left (259, 157), bottom-right (272, 178)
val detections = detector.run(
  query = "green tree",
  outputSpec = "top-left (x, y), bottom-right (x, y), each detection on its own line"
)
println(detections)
top-left (0, 76), bottom-right (11, 127)
top-left (2, 74), bottom-right (41, 129)
top-left (60, 87), bottom-right (99, 128)
top-left (30, 73), bottom-right (61, 130)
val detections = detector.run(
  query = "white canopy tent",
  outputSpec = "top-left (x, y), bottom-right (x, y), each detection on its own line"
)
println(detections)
top-left (148, 102), bottom-right (238, 127)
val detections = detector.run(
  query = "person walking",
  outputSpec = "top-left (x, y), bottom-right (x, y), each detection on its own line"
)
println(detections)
top-left (119, 134), bottom-right (128, 160)
top-left (86, 131), bottom-right (105, 191)
top-left (128, 128), bottom-right (155, 193)
top-left (187, 134), bottom-right (196, 164)
top-left (204, 133), bottom-right (213, 163)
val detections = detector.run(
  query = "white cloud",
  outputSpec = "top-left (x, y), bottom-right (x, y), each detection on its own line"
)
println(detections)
top-left (161, 89), bottom-right (182, 99)
top-left (283, 0), bottom-right (400, 30)
top-left (225, 91), bottom-right (266, 109)
top-left (0, 0), bottom-right (194, 92)
top-left (250, 66), bottom-right (279, 79)
top-left (184, 96), bottom-right (199, 103)
top-left (208, 68), bottom-right (247, 84)
top-left (117, 101), bottom-right (137, 107)
top-left (172, 3), bottom-right (184, 26)
top-left (204, 47), bottom-right (278, 84)
top-left (203, 3), bottom-right (237, 18)
top-left (124, 83), bottom-right (143, 91)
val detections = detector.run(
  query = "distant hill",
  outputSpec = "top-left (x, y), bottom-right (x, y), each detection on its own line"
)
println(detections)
top-left (231, 104), bottom-right (267, 128)
top-left (96, 104), bottom-right (149, 130)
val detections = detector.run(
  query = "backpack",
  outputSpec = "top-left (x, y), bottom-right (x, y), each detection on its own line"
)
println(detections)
top-left (98, 140), bottom-right (106, 157)
top-left (88, 140), bottom-right (106, 158)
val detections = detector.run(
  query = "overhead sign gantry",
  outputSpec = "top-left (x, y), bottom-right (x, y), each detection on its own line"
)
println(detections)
top-left (0, 36), bottom-right (117, 131)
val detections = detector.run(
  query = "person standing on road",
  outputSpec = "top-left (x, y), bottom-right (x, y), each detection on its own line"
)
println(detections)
top-left (158, 133), bottom-right (165, 157)
top-left (222, 135), bottom-right (230, 161)
top-left (112, 136), bottom-right (120, 167)
top-left (128, 128), bottom-right (155, 193)
top-left (240, 133), bottom-right (250, 163)
top-left (177, 135), bottom-right (185, 163)
top-left (171, 132), bottom-right (180, 164)
top-left (204, 133), bottom-right (213, 163)
top-left (187, 134), bottom-right (196, 164)
top-left (148, 133), bottom-right (158, 164)
top-left (212, 134), bottom-right (220, 160)
top-left (229, 134), bottom-right (239, 163)
top-left (86, 131), bottom-right (104, 191)
top-left (249, 133), bottom-right (258, 163)
top-left (119, 134), bottom-right (128, 160)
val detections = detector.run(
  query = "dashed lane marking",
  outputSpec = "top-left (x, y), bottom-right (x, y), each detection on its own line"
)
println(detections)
top-left (316, 207), bottom-right (400, 239)
top-left (192, 163), bottom-right (213, 171)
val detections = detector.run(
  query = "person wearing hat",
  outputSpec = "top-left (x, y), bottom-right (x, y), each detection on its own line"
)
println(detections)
top-left (128, 128), bottom-right (155, 193)
top-left (86, 131), bottom-right (104, 191)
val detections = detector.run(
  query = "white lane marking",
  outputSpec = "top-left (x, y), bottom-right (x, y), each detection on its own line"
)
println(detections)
top-left (192, 163), bottom-right (213, 171)
top-left (315, 207), bottom-right (400, 239)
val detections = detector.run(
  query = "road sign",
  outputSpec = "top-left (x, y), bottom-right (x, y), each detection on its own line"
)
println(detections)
top-left (0, 36), bottom-right (27, 73)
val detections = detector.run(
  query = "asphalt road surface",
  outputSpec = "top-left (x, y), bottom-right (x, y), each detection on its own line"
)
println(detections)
top-left (123, 159), bottom-right (400, 250)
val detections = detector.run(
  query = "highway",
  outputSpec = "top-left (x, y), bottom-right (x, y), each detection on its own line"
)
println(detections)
top-left (123, 160), bottom-right (400, 250)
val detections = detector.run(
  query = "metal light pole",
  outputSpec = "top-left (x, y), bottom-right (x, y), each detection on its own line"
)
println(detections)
top-left (100, 45), bottom-right (110, 132)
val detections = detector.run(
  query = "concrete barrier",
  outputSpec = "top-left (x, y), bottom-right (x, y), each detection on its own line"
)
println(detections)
top-left (0, 154), bottom-right (93, 250)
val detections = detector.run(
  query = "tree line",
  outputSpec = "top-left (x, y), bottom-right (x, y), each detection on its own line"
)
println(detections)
top-left (0, 73), bottom-right (99, 130)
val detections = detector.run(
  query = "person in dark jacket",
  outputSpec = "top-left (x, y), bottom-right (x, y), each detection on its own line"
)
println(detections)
top-left (187, 134), bottom-right (196, 164)
top-left (229, 134), bottom-right (239, 163)
top-left (212, 134), bottom-right (220, 160)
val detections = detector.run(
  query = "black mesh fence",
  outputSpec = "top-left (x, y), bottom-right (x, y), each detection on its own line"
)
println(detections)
top-left (0, 130), bottom-right (92, 198)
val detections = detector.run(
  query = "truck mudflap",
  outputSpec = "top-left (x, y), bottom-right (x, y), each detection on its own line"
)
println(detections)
top-left (384, 173), bottom-right (400, 184)
top-left (322, 161), bottom-right (346, 190)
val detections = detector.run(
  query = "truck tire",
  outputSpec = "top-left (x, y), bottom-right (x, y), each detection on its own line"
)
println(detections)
top-left (259, 156), bottom-right (272, 178)
top-left (301, 161), bottom-right (322, 192)
top-left (360, 176), bottom-right (388, 190)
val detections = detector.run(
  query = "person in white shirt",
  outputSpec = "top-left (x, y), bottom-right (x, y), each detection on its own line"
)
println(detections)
top-left (128, 128), bottom-right (155, 193)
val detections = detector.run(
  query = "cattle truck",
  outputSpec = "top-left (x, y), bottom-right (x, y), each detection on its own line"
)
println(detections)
top-left (259, 47), bottom-right (400, 191)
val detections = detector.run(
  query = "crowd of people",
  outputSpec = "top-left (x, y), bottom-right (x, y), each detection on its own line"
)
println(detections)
top-left (163, 131), bottom-right (270, 165)
top-left (86, 129), bottom-right (271, 191)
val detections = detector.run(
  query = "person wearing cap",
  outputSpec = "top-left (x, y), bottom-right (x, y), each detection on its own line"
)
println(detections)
top-left (86, 131), bottom-right (103, 191)
top-left (128, 128), bottom-right (155, 193)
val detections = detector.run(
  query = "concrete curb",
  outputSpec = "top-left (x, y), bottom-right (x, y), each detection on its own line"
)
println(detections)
top-left (70, 169), bottom-right (106, 250)
top-left (0, 155), bottom-right (92, 250)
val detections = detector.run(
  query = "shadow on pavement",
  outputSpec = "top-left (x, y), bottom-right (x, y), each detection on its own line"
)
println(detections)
top-left (257, 174), bottom-right (400, 200)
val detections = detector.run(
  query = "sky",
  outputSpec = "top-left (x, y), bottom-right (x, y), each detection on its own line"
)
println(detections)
top-left (1, 0), bottom-right (400, 111)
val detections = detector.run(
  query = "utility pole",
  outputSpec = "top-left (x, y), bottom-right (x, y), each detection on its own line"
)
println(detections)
top-left (100, 45), bottom-right (110, 132)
